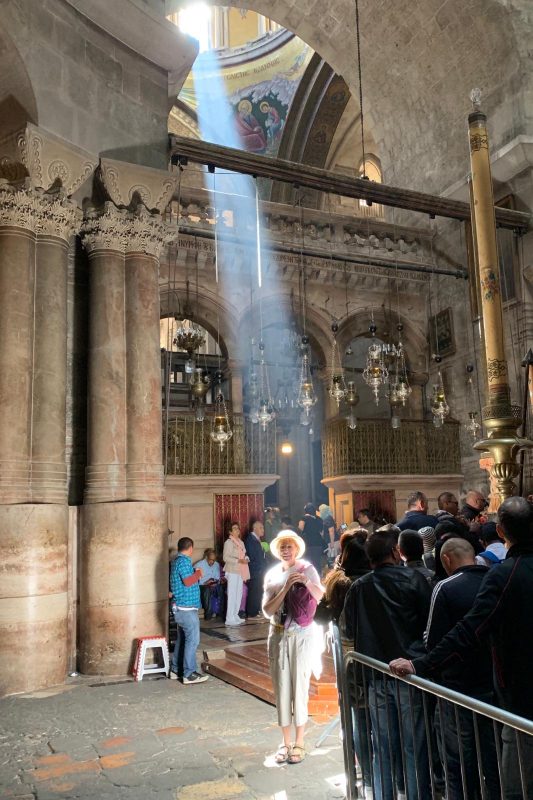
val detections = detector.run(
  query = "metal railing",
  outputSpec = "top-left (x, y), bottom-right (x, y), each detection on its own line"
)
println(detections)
top-left (164, 413), bottom-right (277, 475)
top-left (330, 623), bottom-right (533, 800)
top-left (322, 418), bottom-right (461, 478)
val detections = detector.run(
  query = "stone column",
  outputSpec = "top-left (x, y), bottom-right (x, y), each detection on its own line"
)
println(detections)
top-left (32, 196), bottom-right (81, 502)
top-left (0, 184), bottom-right (79, 695)
top-left (0, 184), bottom-right (35, 503)
top-left (125, 209), bottom-right (168, 501)
top-left (79, 195), bottom-right (173, 675)
top-left (81, 204), bottom-right (128, 503)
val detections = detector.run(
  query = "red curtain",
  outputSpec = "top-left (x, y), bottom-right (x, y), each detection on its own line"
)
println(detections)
top-left (214, 493), bottom-right (264, 554)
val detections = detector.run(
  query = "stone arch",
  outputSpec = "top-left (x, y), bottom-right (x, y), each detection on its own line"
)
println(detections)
top-left (336, 306), bottom-right (428, 376)
top-left (207, 0), bottom-right (521, 193)
top-left (237, 291), bottom-right (331, 369)
top-left (159, 282), bottom-right (238, 361)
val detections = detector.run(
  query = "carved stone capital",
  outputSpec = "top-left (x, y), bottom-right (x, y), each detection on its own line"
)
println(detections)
top-left (81, 202), bottom-right (175, 257)
top-left (0, 123), bottom-right (97, 196)
top-left (80, 202), bottom-right (130, 254)
top-left (125, 206), bottom-right (175, 258)
top-left (0, 182), bottom-right (81, 240)
top-left (99, 158), bottom-right (178, 213)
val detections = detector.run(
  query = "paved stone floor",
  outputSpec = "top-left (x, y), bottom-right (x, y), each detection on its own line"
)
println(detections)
top-left (0, 672), bottom-right (346, 800)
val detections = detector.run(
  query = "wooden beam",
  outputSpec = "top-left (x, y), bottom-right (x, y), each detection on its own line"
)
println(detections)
top-left (169, 135), bottom-right (530, 232)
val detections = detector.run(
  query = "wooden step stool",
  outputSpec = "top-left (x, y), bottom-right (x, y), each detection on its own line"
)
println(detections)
top-left (133, 636), bottom-right (169, 681)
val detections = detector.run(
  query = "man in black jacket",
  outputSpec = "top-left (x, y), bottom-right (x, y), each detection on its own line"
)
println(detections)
top-left (301, 503), bottom-right (324, 574)
top-left (397, 490), bottom-right (438, 531)
top-left (426, 537), bottom-right (499, 800)
top-left (390, 496), bottom-right (533, 800)
top-left (344, 530), bottom-right (432, 800)
top-left (244, 520), bottom-right (266, 618)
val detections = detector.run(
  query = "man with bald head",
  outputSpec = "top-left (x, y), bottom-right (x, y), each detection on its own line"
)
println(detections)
top-left (461, 489), bottom-right (489, 522)
top-left (390, 497), bottom-right (533, 798)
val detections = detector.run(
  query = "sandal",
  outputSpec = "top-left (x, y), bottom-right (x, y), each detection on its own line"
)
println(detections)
top-left (274, 744), bottom-right (290, 764)
top-left (288, 744), bottom-right (306, 764)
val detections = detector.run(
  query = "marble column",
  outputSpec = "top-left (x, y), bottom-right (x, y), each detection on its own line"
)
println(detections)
top-left (81, 204), bottom-right (128, 504)
top-left (0, 186), bottom-right (35, 504)
top-left (32, 197), bottom-right (81, 502)
top-left (125, 209), bottom-right (167, 501)
top-left (79, 200), bottom-right (171, 675)
top-left (0, 185), bottom-right (79, 695)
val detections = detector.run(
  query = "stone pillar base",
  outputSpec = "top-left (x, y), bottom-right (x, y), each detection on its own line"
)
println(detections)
top-left (79, 500), bottom-right (167, 675)
top-left (0, 504), bottom-right (68, 697)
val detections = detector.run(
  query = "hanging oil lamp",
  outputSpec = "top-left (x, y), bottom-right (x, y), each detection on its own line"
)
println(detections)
top-left (345, 380), bottom-right (359, 430)
top-left (296, 336), bottom-right (317, 419)
top-left (328, 321), bottom-right (347, 407)
top-left (210, 373), bottom-right (232, 451)
top-left (363, 321), bottom-right (388, 404)
top-left (257, 341), bottom-right (275, 431)
top-left (431, 355), bottom-right (450, 428)
top-left (173, 317), bottom-right (205, 374)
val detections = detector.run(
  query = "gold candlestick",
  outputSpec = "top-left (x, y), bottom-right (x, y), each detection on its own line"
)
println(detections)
top-left (468, 89), bottom-right (533, 500)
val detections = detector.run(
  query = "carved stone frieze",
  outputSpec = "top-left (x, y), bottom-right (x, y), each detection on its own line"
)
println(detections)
top-left (81, 202), bottom-right (175, 257)
top-left (99, 158), bottom-right (178, 213)
top-left (0, 181), bottom-right (81, 240)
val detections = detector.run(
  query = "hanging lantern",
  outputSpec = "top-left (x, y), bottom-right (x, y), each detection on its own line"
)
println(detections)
top-left (466, 411), bottom-right (481, 439)
top-left (257, 341), bottom-right (275, 431)
top-left (464, 365), bottom-right (481, 440)
top-left (173, 318), bottom-right (206, 373)
top-left (190, 368), bottom-right (210, 424)
top-left (297, 337), bottom-right (317, 420)
top-left (363, 323), bottom-right (388, 404)
top-left (345, 381), bottom-right (359, 430)
top-left (394, 327), bottom-right (412, 406)
top-left (328, 322), bottom-right (347, 407)
top-left (388, 383), bottom-right (403, 429)
top-left (431, 358), bottom-right (450, 427)
top-left (210, 388), bottom-right (233, 451)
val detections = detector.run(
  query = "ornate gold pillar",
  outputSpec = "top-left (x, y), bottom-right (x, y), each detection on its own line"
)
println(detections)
top-left (468, 93), bottom-right (533, 498)
top-left (79, 160), bottom-right (177, 675)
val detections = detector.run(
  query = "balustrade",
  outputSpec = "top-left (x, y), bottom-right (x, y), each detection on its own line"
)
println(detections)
top-left (164, 412), bottom-right (277, 476)
top-left (322, 418), bottom-right (461, 478)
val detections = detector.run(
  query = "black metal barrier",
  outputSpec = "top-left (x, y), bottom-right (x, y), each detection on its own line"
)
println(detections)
top-left (329, 622), bottom-right (533, 800)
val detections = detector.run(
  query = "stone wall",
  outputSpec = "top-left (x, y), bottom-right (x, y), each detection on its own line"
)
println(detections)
top-left (1, 0), bottom-right (196, 167)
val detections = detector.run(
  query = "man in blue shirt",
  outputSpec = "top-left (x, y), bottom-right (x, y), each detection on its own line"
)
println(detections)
top-left (194, 548), bottom-right (222, 621)
top-left (169, 537), bottom-right (208, 684)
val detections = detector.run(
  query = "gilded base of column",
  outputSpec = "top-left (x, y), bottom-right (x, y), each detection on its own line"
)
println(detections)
top-left (474, 408), bottom-right (533, 501)
top-left (0, 504), bottom-right (68, 696)
top-left (79, 500), bottom-right (168, 675)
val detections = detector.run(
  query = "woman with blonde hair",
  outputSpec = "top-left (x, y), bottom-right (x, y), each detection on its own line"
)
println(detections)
top-left (262, 529), bottom-right (324, 764)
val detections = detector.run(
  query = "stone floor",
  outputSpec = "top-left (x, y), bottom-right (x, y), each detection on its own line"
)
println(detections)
top-left (0, 622), bottom-right (346, 800)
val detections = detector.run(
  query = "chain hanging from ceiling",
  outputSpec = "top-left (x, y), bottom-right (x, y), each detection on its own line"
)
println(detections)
top-left (295, 191), bottom-right (317, 424)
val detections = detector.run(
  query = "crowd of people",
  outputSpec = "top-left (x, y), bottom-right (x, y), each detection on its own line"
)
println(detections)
top-left (168, 490), bottom-right (533, 796)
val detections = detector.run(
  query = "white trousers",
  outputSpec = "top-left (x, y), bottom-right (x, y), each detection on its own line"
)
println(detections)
top-left (268, 627), bottom-right (314, 728)
top-left (225, 572), bottom-right (244, 624)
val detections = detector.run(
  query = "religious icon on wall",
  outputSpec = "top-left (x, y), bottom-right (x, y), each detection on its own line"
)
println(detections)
top-left (429, 308), bottom-right (455, 357)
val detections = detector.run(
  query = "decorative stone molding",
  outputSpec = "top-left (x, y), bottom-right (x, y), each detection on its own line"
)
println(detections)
top-left (99, 158), bottom-right (178, 213)
top-left (0, 182), bottom-right (81, 241)
top-left (81, 202), bottom-right (175, 257)
top-left (16, 124), bottom-right (97, 196)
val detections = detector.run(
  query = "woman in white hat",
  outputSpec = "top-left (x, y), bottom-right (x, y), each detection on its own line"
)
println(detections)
top-left (262, 529), bottom-right (324, 764)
